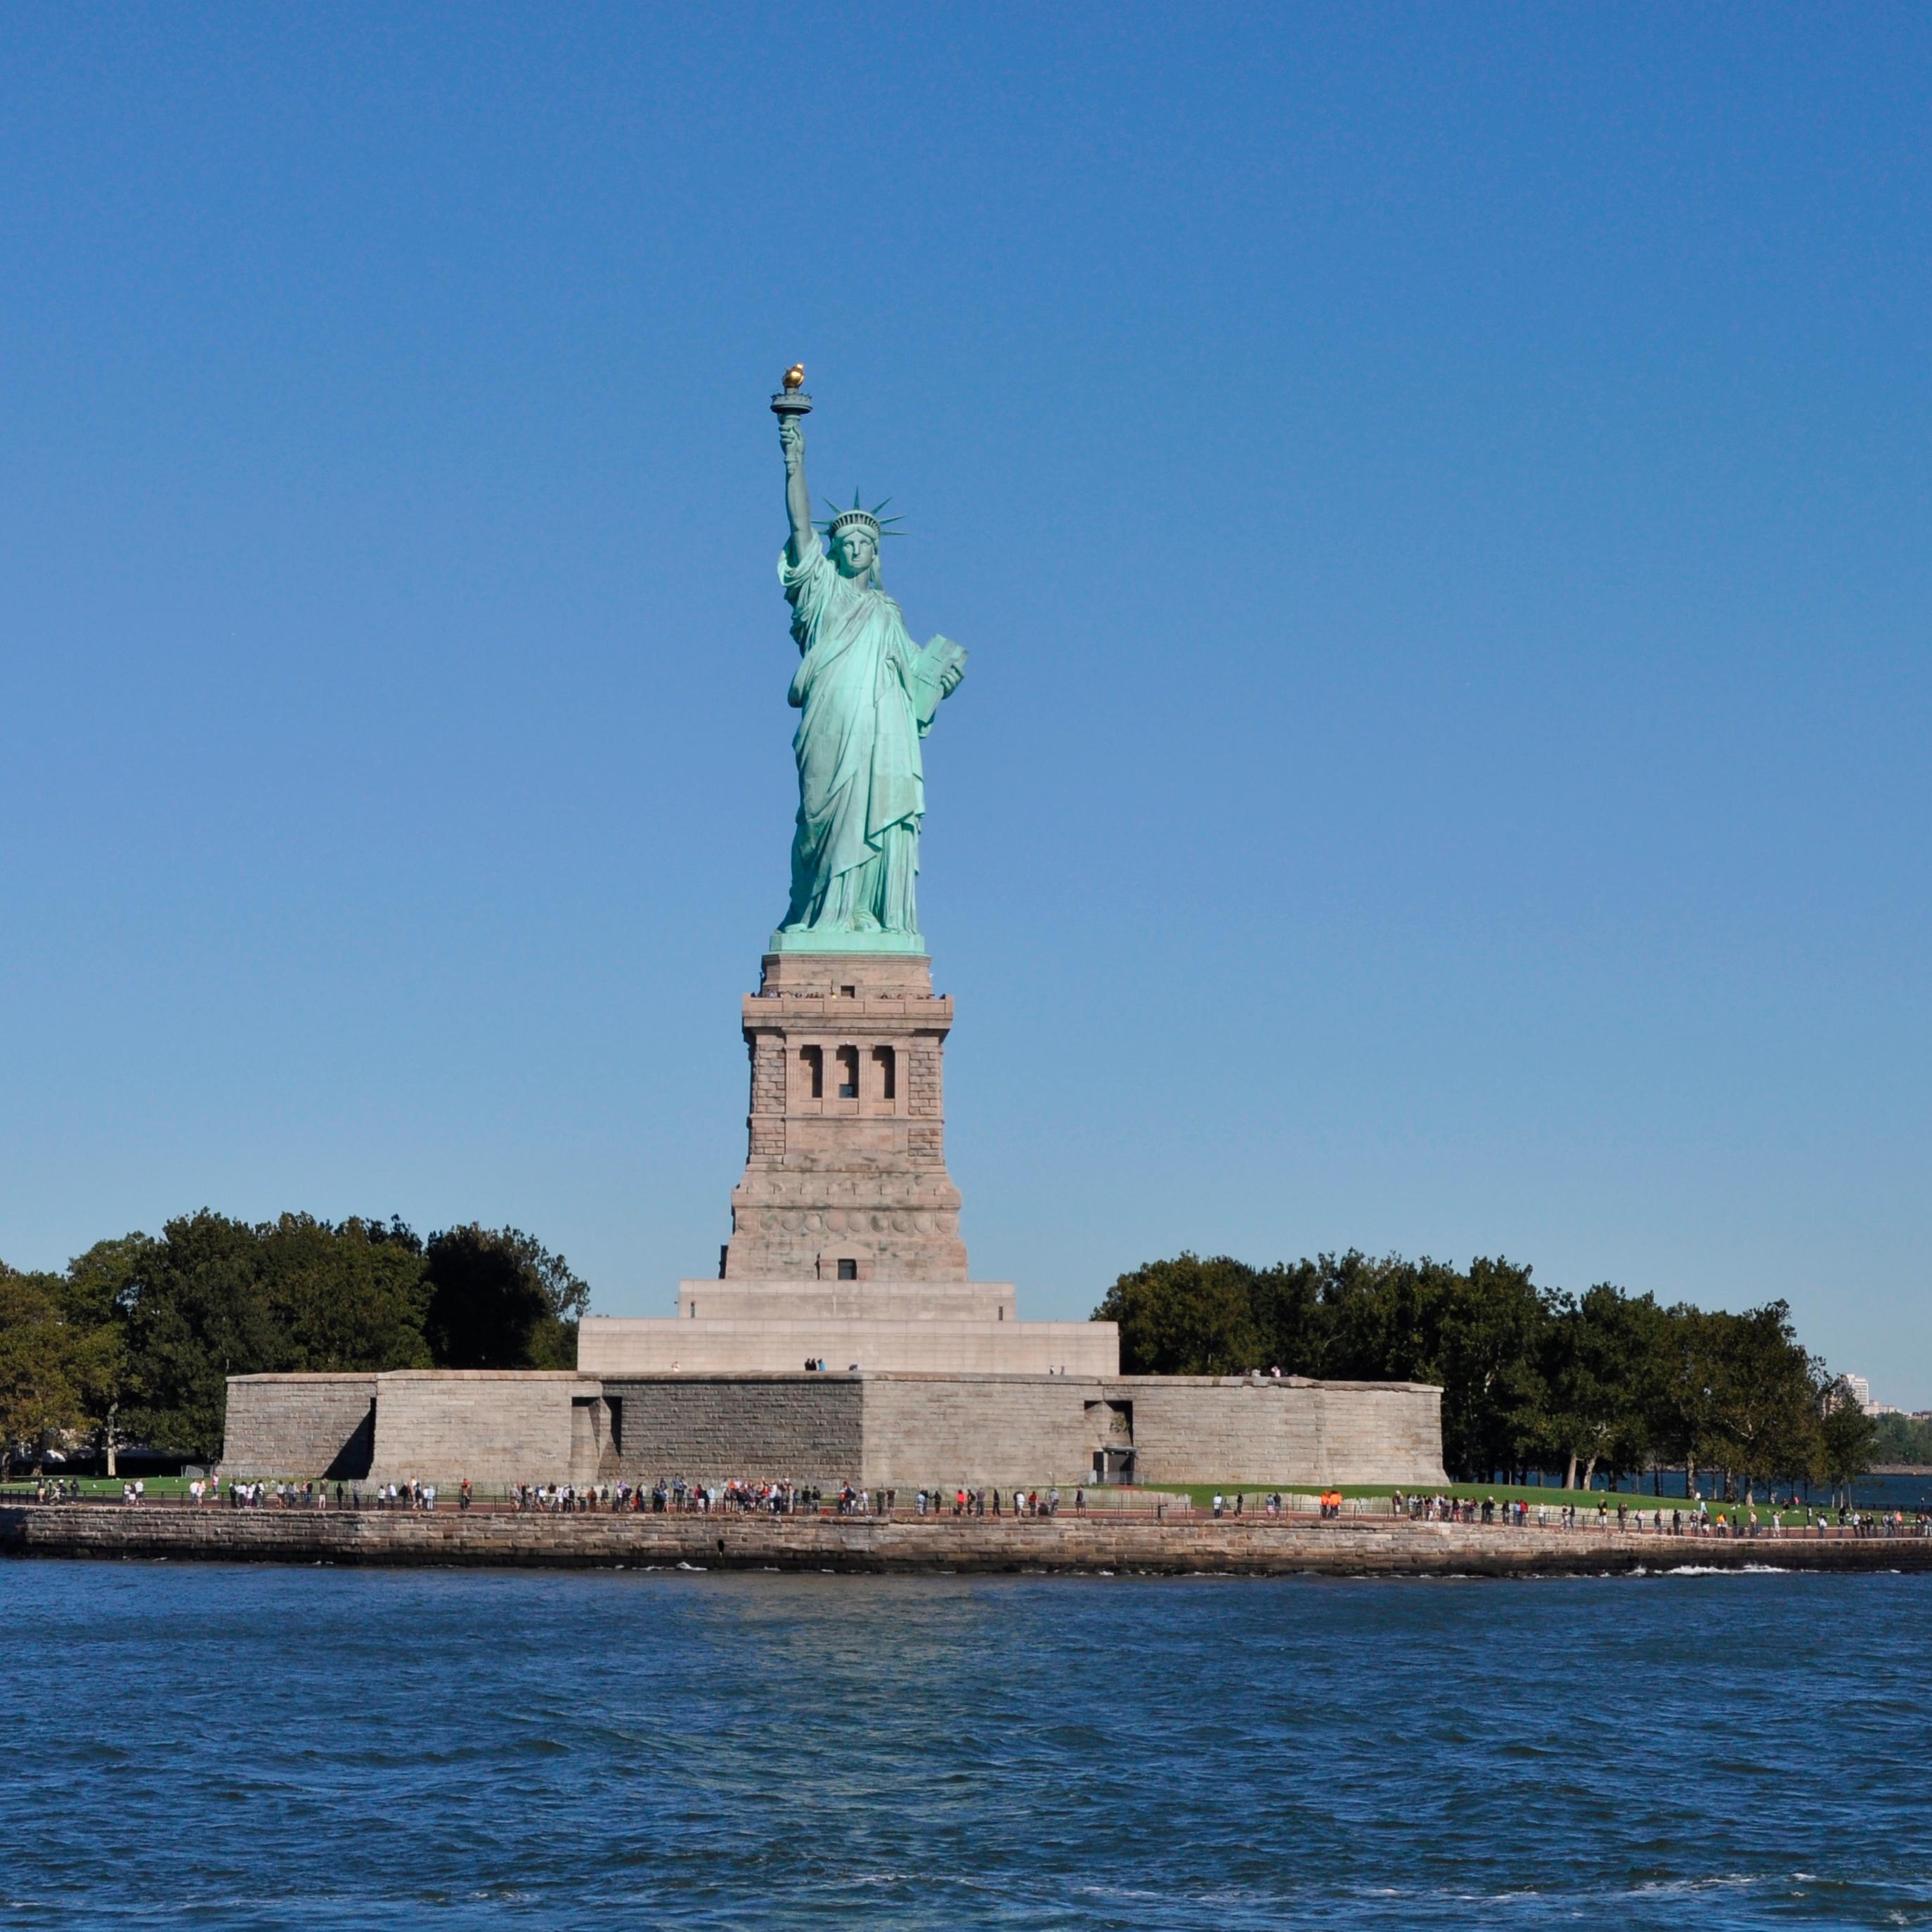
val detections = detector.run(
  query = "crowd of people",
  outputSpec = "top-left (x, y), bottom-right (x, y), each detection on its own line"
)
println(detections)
top-left (12, 1473), bottom-right (1084, 1516)
top-left (496, 1479), bottom-right (1084, 1518)
top-left (199, 1477), bottom-right (330, 1508)
top-left (11, 1474), bottom-right (1928, 1538)
top-left (1385, 1490), bottom-right (1928, 1537)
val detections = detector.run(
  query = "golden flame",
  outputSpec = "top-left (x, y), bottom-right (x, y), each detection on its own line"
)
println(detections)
top-left (782, 363), bottom-right (805, 390)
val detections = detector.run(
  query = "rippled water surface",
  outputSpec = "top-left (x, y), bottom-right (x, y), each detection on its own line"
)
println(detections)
top-left (4, 1560), bottom-right (1928, 1928)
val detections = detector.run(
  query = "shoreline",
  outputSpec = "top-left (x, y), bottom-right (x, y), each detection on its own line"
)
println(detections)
top-left (6, 1505), bottom-right (1928, 1578)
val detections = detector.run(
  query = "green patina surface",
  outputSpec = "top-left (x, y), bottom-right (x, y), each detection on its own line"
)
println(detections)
top-left (770, 394), bottom-right (965, 955)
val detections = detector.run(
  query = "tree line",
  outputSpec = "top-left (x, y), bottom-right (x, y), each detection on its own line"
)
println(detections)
top-left (0, 1210), bottom-right (589, 1471)
top-left (1094, 1252), bottom-right (1879, 1498)
top-left (1868, 1413), bottom-right (1932, 1467)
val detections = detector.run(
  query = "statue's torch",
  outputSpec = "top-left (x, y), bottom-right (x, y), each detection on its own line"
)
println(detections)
top-left (770, 363), bottom-right (812, 422)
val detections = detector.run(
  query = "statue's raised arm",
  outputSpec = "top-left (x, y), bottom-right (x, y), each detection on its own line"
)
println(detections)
top-left (780, 415), bottom-right (815, 569)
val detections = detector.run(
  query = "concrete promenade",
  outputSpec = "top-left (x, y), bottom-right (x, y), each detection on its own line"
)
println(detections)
top-left (5, 1504), bottom-right (1928, 1578)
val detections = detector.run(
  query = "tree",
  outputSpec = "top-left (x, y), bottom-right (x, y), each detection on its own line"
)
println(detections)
top-left (1245, 1257), bottom-right (1328, 1375)
top-left (58, 1235), bottom-right (150, 1475)
top-left (1817, 1375), bottom-right (1879, 1505)
top-left (1540, 1285), bottom-right (1657, 1491)
top-left (1092, 1254), bottom-right (1267, 1376)
top-left (423, 1226), bottom-right (588, 1370)
top-left (1315, 1252), bottom-right (1456, 1387)
top-left (258, 1214), bottom-right (432, 1373)
top-left (1094, 1249), bottom-right (1557, 1479)
top-left (122, 1211), bottom-right (287, 1460)
top-left (0, 1267), bottom-right (86, 1474)
top-left (1429, 1257), bottom-right (1552, 1482)
top-left (119, 1210), bottom-right (442, 1458)
top-left (10, 1210), bottom-right (592, 1462)
top-left (1647, 1304), bottom-right (1724, 1502)
top-left (1867, 1412), bottom-right (1932, 1467)
top-left (1706, 1304), bottom-right (1818, 1502)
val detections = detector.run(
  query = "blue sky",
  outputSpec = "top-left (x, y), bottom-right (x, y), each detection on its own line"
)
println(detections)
top-left (3, 9), bottom-right (1928, 1396)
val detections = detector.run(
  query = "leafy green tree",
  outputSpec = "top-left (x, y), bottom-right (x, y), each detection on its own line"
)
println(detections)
top-left (423, 1225), bottom-right (588, 1370)
top-left (0, 1266), bottom-right (87, 1474)
top-left (1541, 1285), bottom-right (1657, 1491)
top-left (1096, 1249), bottom-right (1557, 1479)
top-left (1867, 1411), bottom-right (1932, 1467)
top-left (120, 1210), bottom-right (444, 1458)
top-left (1817, 1375), bottom-right (1879, 1504)
top-left (259, 1214), bottom-right (432, 1373)
top-left (1245, 1257), bottom-right (1327, 1375)
top-left (9, 1212), bottom-right (592, 1463)
top-left (1089, 1249), bottom-right (1865, 1499)
top-left (1093, 1254), bottom-right (1269, 1376)
top-left (58, 1235), bottom-right (150, 1474)
top-left (122, 1211), bottom-right (286, 1459)
top-left (1647, 1304), bottom-right (1725, 1501)
top-left (1316, 1252), bottom-right (1457, 1387)
top-left (1429, 1257), bottom-right (1552, 1482)
top-left (1706, 1303), bottom-right (1818, 1501)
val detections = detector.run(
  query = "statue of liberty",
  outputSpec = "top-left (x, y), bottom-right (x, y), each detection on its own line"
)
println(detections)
top-left (771, 374), bottom-right (966, 952)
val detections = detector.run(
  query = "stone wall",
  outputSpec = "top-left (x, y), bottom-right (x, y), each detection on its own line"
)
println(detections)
top-left (217, 1368), bottom-right (1446, 1491)
top-left (368, 1372), bottom-right (582, 1486)
top-left (580, 1316), bottom-right (1117, 1377)
top-left (1126, 1377), bottom-right (1446, 1488)
top-left (671, 1280), bottom-right (1017, 1322)
top-left (602, 1373), bottom-right (864, 1482)
top-left (222, 1374), bottom-right (377, 1479)
top-left (1298, 1382), bottom-right (1447, 1486)
top-left (860, 1375), bottom-right (1101, 1487)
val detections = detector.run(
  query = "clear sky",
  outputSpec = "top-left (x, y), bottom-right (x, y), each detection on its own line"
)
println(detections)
top-left (3, 9), bottom-right (1928, 1397)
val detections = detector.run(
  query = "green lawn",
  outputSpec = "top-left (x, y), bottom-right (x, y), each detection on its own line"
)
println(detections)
top-left (0, 1474), bottom-right (198, 1498)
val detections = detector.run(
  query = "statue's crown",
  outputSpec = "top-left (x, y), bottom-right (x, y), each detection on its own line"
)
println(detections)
top-left (818, 491), bottom-right (905, 543)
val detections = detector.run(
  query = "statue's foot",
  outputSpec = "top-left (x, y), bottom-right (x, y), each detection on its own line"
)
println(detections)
top-left (848, 912), bottom-right (882, 933)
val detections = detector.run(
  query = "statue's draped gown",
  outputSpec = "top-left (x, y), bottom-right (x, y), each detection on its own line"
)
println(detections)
top-left (779, 543), bottom-right (954, 936)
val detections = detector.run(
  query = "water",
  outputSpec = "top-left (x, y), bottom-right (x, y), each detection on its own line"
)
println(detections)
top-left (4, 1560), bottom-right (1927, 1928)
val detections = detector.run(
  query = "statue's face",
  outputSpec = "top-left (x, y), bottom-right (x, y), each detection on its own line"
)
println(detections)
top-left (831, 525), bottom-right (877, 578)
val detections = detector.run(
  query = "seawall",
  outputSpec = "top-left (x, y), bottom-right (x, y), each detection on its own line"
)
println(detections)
top-left (6, 1506), bottom-right (1928, 1578)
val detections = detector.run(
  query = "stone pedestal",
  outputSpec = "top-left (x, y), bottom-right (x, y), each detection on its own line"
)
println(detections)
top-left (724, 952), bottom-right (968, 1283)
top-left (580, 947), bottom-right (1122, 1377)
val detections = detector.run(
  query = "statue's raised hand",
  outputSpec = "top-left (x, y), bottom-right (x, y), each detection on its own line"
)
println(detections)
top-left (779, 416), bottom-right (805, 470)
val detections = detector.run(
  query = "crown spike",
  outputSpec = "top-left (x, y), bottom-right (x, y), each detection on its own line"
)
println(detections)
top-left (819, 490), bottom-right (909, 543)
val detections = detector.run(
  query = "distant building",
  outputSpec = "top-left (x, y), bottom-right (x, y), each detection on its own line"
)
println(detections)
top-left (1841, 1373), bottom-right (1872, 1410)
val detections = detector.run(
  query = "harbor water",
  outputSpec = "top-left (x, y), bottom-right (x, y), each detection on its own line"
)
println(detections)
top-left (4, 1559), bottom-right (1926, 1928)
